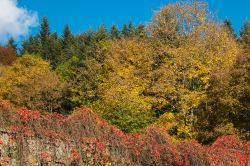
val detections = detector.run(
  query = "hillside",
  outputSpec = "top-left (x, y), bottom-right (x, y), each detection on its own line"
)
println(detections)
top-left (0, 1), bottom-right (250, 165)
top-left (0, 100), bottom-right (249, 165)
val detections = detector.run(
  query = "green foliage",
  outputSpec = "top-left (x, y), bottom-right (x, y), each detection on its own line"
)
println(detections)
top-left (93, 100), bottom-right (156, 133)
top-left (7, 38), bottom-right (17, 54)
top-left (122, 24), bottom-right (129, 37)
top-left (21, 35), bottom-right (41, 55)
top-left (135, 23), bottom-right (146, 38)
top-left (223, 19), bottom-right (236, 38)
top-left (56, 55), bottom-right (104, 106)
top-left (62, 24), bottom-right (73, 49)
top-left (110, 24), bottom-right (120, 39)
top-left (40, 17), bottom-right (50, 46)
top-left (240, 20), bottom-right (250, 44)
top-left (95, 24), bottom-right (109, 41)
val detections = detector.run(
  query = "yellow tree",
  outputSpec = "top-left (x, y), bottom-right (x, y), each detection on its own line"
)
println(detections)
top-left (0, 55), bottom-right (66, 113)
top-left (148, 1), bottom-right (238, 139)
top-left (93, 38), bottom-right (156, 132)
top-left (196, 39), bottom-right (250, 142)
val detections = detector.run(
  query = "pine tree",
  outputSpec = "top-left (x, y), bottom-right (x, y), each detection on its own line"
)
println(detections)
top-left (49, 32), bottom-right (62, 69)
top-left (223, 19), bottom-right (236, 38)
top-left (62, 24), bottom-right (73, 49)
top-left (52, 32), bottom-right (58, 40)
top-left (60, 25), bottom-right (74, 64)
top-left (110, 24), bottom-right (120, 39)
top-left (7, 38), bottom-right (17, 55)
top-left (40, 17), bottom-right (50, 46)
top-left (135, 24), bottom-right (146, 38)
top-left (122, 24), bottom-right (129, 37)
top-left (240, 20), bottom-right (250, 45)
top-left (95, 24), bottom-right (109, 41)
top-left (128, 21), bottom-right (135, 37)
top-left (21, 36), bottom-right (37, 55)
top-left (39, 17), bottom-right (51, 60)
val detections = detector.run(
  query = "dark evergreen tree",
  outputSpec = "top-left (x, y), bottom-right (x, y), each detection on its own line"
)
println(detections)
top-left (110, 24), bottom-right (120, 39)
top-left (62, 24), bottom-right (73, 49)
top-left (49, 32), bottom-right (62, 69)
top-left (122, 24), bottom-right (129, 37)
top-left (7, 38), bottom-right (16, 50)
top-left (7, 38), bottom-right (17, 55)
top-left (135, 23), bottom-right (146, 38)
top-left (95, 24), bottom-right (109, 41)
top-left (240, 20), bottom-right (250, 45)
top-left (21, 35), bottom-right (40, 55)
top-left (128, 21), bottom-right (135, 37)
top-left (76, 30), bottom-right (97, 59)
top-left (40, 17), bottom-right (50, 47)
top-left (51, 32), bottom-right (58, 40)
top-left (39, 17), bottom-right (51, 61)
top-left (223, 19), bottom-right (236, 38)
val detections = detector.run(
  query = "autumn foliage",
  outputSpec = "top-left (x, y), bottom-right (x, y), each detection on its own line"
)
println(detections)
top-left (0, 100), bottom-right (249, 165)
top-left (0, 46), bottom-right (16, 66)
top-left (0, 1), bottom-right (249, 165)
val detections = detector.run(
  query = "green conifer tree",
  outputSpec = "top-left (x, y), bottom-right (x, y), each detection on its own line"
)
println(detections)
top-left (223, 19), bottom-right (236, 38)
top-left (62, 24), bottom-right (73, 49)
top-left (110, 24), bottom-right (120, 39)
top-left (122, 24), bottom-right (129, 37)
top-left (39, 17), bottom-right (51, 60)
top-left (128, 21), bottom-right (135, 37)
top-left (135, 23), bottom-right (146, 37)
top-left (240, 20), bottom-right (250, 44)
top-left (95, 24), bottom-right (109, 41)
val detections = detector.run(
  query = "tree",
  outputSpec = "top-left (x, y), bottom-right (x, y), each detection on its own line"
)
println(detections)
top-left (110, 24), bottom-right (120, 39)
top-left (56, 55), bottom-right (104, 106)
top-left (0, 46), bottom-right (17, 66)
top-left (7, 38), bottom-right (17, 54)
top-left (128, 21), bottom-right (135, 37)
top-left (39, 16), bottom-right (56, 63)
top-left (122, 24), bottom-right (129, 37)
top-left (49, 32), bottom-right (62, 68)
top-left (73, 30), bottom-right (96, 59)
top-left (223, 19), bottom-right (236, 38)
top-left (229, 44), bottom-right (250, 139)
top-left (21, 35), bottom-right (41, 55)
top-left (37, 17), bottom-right (64, 68)
top-left (93, 38), bottom-right (157, 132)
top-left (93, 100), bottom-right (156, 133)
top-left (0, 55), bottom-right (67, 113)
top-left (196, 41), bottom-right (250, 143)
top-left (40, 17), bottom-right (50, 47)
top-left (62, 24), bottom-right (73, 49)
top-left (95, 24), bottom-right (109, 41)
top-left (148, 3), bottom-right (179, 46)
top-left (239, 20), bottom-right (250, 45)
top-left (135, 23), bottom-right (146, 38)
top-left (148, 1), bottom-right (238, 139)
top-left (58, 24), bottom-right (74, 65)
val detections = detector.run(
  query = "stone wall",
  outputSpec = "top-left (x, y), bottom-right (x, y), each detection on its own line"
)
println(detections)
top-left (0, 130), bottom-right (108, 166)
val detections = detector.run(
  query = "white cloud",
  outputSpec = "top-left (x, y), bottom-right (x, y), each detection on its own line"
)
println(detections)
top-left (0, 0), bottom-right (38, 43)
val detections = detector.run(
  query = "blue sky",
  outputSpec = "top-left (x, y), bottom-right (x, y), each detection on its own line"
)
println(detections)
top-left (12, 0), bottom-right (250, 38)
